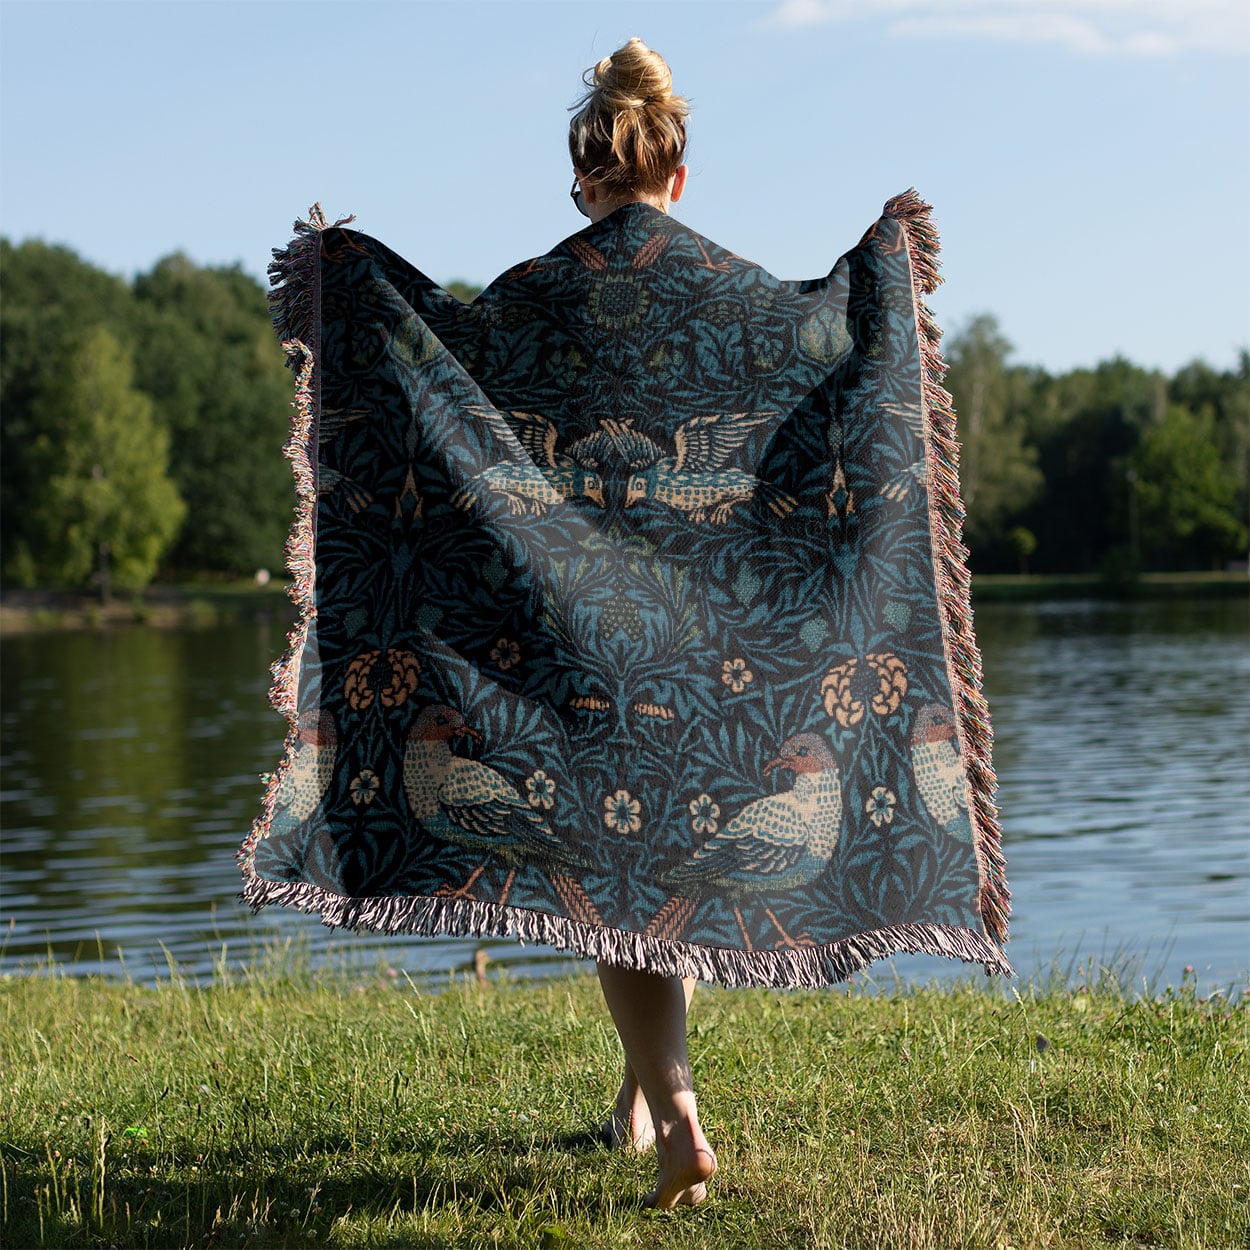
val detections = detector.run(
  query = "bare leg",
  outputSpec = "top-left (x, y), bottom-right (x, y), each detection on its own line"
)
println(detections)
top-left (602, 1055), bottom-right (654, 1151)
top-left (596, 964), bottom-right (716, 1208)
top-left (602, 977), bottom-right (696, 1151)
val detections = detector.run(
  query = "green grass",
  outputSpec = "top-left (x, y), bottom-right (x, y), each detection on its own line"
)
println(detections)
top-left (1, 960), bottom-right (1245, 1249)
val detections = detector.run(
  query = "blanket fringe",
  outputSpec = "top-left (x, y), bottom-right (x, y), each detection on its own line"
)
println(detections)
top-left (885, 189), bottom-right (1011, 947)
top-left (266, 204), bottom-right (355, 352)
top-left (240, 196), bottom-right (1012, 981)
top-left (239, 207), bottom-right (351, 876)
top-left (241, 874), bottom-right (1014, 987)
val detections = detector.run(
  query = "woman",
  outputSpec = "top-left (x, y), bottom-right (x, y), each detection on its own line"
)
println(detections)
top-left (244, 36), bottom-right (1010, 1215)
top-left (566, 38), bottom-right (717, 1211)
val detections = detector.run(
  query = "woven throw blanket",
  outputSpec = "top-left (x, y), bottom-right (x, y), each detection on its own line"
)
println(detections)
top-left (239, 191), bottom-right (1012, 986)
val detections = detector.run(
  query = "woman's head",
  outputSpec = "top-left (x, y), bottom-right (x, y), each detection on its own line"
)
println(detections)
top-left (568, 38), bottom-right (688, 201)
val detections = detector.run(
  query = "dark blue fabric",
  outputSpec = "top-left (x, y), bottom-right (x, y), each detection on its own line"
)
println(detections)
top-left (249, 203), bottom-right (989, 957)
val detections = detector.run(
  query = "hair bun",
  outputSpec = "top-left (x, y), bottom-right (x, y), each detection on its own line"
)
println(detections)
top-left (569, 38), bottom-right (689, 197)
top-left (593, 36), bottom-right (673, 109)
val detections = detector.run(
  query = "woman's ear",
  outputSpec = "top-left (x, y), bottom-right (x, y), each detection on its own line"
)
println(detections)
top-left (575, 168), bottom-right (601, 206)
top-left (669, 164), bottom-right (689, 203)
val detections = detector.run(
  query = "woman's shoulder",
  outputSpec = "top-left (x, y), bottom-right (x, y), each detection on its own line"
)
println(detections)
top-left (482, 204), bottom-right (788, 303)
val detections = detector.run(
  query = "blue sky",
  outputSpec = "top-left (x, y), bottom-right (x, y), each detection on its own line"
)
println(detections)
top-left (2, 0), bottom-right (1246, 374)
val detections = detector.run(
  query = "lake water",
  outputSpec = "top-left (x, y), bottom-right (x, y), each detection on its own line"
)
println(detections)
top-left (2, 597), bottom-right (1247, 994)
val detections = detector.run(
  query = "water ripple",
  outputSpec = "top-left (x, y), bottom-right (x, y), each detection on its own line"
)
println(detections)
top-left (2, 599), bottom-right (1246, 991)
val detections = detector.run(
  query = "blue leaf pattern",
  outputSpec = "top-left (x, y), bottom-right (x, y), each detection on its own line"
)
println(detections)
top-left (247, 201), bottom-right (995, 960)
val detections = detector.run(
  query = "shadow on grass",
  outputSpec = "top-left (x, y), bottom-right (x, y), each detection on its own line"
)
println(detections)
top-left (7, 1124), bottom-right (639, 1249)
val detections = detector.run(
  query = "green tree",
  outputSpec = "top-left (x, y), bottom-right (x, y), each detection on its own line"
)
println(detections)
top-left (444, 280), bottom-right (482, 304)
top-left (943, 315), bottom-right (1043, 562)
top-left (26, 327), bottom-right (185, 597)
top-left (1169, 353), bottom-right (1250, 539)
top-left (1019, 358), bottom-right (1160, 574)
top-left (1130, 405), bottom-right (1246, 569)
top-left (0, 239), bottom-right (138, 581)
top-left (131, 256), bottom-right (293, 575)
top-left (1006, 526), bottom-right (1038, 575)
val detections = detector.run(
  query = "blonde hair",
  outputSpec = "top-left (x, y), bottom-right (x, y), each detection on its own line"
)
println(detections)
top-left (568, 38), bottom-right (689, 198)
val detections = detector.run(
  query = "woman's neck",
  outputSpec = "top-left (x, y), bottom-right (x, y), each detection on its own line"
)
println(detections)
top-left (587, 193), bottom-right (668, 225)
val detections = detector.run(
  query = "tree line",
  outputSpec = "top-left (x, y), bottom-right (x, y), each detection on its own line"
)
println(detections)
top-left (1, 238), bottom-right (1245, 595)
top-left (945, 316), bottom-right (1247, 576)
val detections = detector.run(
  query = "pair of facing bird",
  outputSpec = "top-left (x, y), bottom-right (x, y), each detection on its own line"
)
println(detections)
top-left (278, 697), bottom-right (968, 951)
top-left (451, 406), bottom-right (799, 526)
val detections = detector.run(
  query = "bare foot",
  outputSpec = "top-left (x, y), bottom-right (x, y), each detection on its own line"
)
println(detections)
top-left (601, 1076), bottom-right (655, 1151)
top-left (644, 1120), bottom-right (717, 1210)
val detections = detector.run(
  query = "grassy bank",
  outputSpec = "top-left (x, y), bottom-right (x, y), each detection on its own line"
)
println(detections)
top-left (1, 963), bottom-right (1245, 1249)
top-left (970, 570), bottom-right (1249, 601)
top-left (1, 570), bottom-right (1246, 634)
top-left (0, 581), bottom-right (294, 634)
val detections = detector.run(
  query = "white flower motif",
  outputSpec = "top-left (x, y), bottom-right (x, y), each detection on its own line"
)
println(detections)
top-left (866, 785), bottom-right (897, 827)
top-left (525, 768), bottom-right (556, 811)
top-left (604, 788), bottom-right (642, 834)
top-left (688, 793), bottom-right (720, 836)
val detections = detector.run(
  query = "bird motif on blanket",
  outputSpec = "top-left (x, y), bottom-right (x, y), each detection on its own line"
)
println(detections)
top-left (909, 704), bottom-right (972, 841)
top-left (319, 404), bottom-right (373, 441)
top-left (451, 462), bottom-right (597, 515)
top-left (657, 733), bottom-right (842, 948)
top-left (453, 407), bottom-right (608, 512)
top-left (318, 466), bottom-right (374, 514)
top-left (877, 400), bottom-right (928, 503)
top-left (274, 711), bottom-right (337, 822)
top-left (624, 410), bottom-right (797, 523)
top-left (564, 417), bottom-right (665, 470)
top-left (880, 458), bottom-right (928, 503)
top-left (878, 399), bottom-right (925, 441)
top-left (450, 407), bottom-right (605, 513)
top-left (402, 704), bottom-right (593, 911)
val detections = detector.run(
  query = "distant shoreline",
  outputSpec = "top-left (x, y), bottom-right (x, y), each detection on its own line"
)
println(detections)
top-left (0, 570), bottom-right (1246, 635)
top-left (0, 581), bottom-right (293, 635)
top-left (969, 569), bottom-right (1249, 601)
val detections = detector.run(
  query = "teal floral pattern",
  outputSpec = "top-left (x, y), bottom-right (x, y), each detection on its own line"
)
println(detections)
top-left (242, 197), bottom-right (1010, 981)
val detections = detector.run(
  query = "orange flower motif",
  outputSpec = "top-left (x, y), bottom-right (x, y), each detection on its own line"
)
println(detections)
top-left (344, 650), bottom-right (380, 710)
top-left (721, 657), bottom-right (754, 694)
top-left (821, 653), bottom-right (909, 728)
top-left (866, 652), bottom-right (908, 716)
top-left (344, 648), bottom-right (422, 711)
top-left (821, 658), bottom-right (864, 728)
top-left (490, 637), bottom-right (521, 671)
top-left (350, 769), bottom-right (380, 806)
top-left (380, 648), bottom-right (421, 708)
